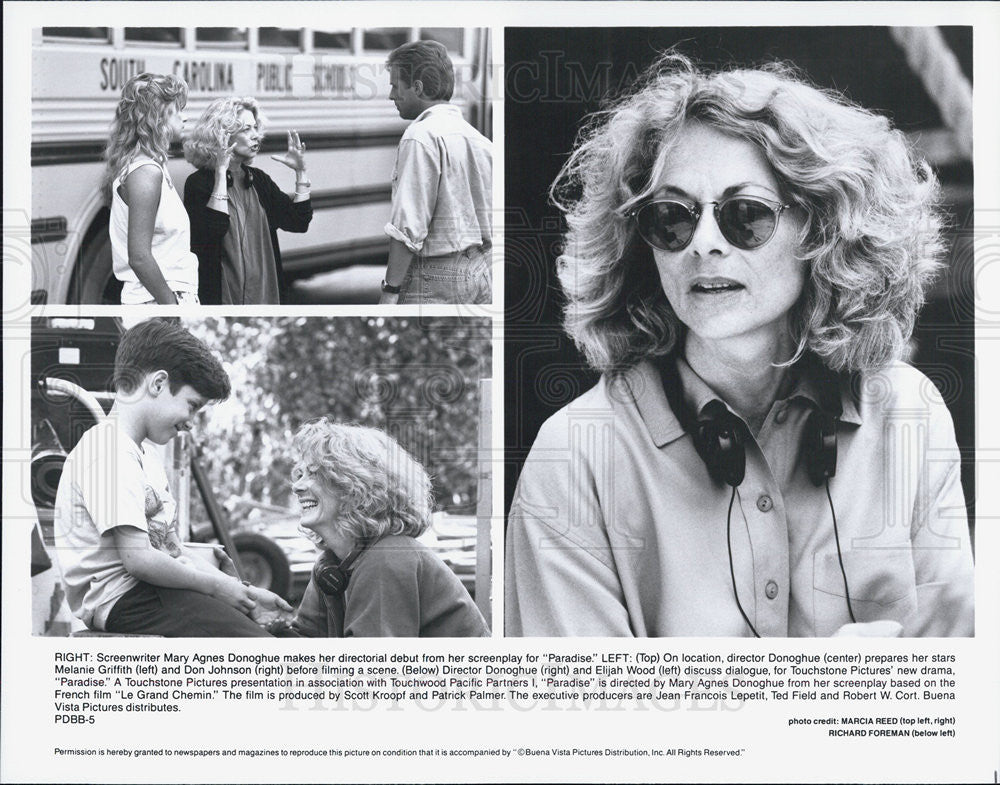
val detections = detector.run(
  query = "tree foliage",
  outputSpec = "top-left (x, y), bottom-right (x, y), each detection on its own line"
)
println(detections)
top-left (185, 317), bottom-right (491, 523)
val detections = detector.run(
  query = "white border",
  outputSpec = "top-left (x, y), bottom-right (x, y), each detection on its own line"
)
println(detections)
top-left (4, 3), bottom-right (999, 784)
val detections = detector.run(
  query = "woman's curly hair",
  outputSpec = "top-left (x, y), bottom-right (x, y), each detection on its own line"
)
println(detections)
top-left (102, 73), bottom-right (187, 200)
top-left (292, 420), bottom-right (433, 542)
top-left (183, 96), bottom-right (264, 169)
top-left (551, 52), bottom-right (944, 374)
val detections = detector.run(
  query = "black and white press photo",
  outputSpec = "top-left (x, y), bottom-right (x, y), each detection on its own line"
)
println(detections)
top-left (5, 2), bottom-right (1000, 783)
top-left (504, 27), bottom-right (975, 638)
top-left (29, 316), bottom-right (493, 637)
top-left (29, 27), bottom-right (492, 305)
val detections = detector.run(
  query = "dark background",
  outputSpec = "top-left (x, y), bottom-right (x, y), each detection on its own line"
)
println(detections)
top-left (504, 27), bottom-right (975, 526)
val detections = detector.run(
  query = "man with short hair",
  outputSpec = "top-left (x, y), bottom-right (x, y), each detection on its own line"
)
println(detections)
top-left (380, 40), bottom-right (492, 304)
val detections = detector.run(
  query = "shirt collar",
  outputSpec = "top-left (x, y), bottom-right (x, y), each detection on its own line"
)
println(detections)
top-left (413, 103), bottom-right (460, 123)
top-left (790, 360), bottom-right (862, 426)
top-left (621, 356), bottom-right (861, 448)
top-left (620, 361), bottom-right (686, 447)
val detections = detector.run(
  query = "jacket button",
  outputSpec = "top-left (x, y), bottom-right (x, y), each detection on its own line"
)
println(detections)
top-left (775, 406), bottom-right (789, 424)
top-left (765, 580), bottom-right (779, 600)
top-left (757, 494), bottom-right (773, 512)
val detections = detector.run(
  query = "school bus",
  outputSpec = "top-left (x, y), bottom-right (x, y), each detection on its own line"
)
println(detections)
top-left (30, 27), bottom-right (491, 304)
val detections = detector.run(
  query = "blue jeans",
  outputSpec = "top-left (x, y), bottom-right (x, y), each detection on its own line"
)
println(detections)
top-left (399, 243), bottom-right (492, 304)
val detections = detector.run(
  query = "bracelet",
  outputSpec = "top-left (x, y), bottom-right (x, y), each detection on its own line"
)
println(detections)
top-left (210, 194), bottom-right (229, 202)
top-left (295, 181), bottom-right (311, 189)
top-left (381, 279), bottom-right (402, 295)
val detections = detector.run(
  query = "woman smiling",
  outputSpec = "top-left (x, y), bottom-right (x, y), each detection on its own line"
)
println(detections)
top-left (505, 54), bottom-right (973, 638)
top-left (287, 420), bottom-right (489, 638)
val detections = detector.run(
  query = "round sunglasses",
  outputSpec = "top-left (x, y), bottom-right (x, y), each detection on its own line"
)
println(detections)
top-left (630, 195), bottom-right (794, 252)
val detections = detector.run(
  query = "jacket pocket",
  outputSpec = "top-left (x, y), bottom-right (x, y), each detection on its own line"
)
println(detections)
top-left (812, 550), bottom-right (917, 637)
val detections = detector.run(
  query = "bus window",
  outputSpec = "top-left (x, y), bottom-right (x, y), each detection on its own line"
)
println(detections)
top-left (41, 27), bottom-right (110, 43)
top-left (260, 28), bottom-right (302, 51)
top-left (124, 28), bottom-right (183, 47)
top-left (363, 28), bottom-right (409, 52)
top-left (313, 30), bottom-right (351, 52)
top-left (420, 28), bottom-right (464, 55)
top-left (196, 28), bottom-right (249, 49)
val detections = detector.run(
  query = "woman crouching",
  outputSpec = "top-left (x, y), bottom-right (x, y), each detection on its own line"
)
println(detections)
top-left (288, 420), bottom-right (489, 638)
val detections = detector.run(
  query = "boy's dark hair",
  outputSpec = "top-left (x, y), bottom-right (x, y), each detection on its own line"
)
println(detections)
top-left (386, 40), bottom-right (455, 101)
top-left (113, 319), bottom-right (231, 400)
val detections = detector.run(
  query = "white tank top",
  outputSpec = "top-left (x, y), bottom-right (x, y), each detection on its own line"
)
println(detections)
top-left (111, 156), bottom-right (199, 304)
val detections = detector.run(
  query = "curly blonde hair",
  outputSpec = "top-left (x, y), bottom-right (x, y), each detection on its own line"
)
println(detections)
top-left (292, 420), bottom-right (433, 542)
top-left (102, 73), bottom-right (187, 200)
top-left (183, 96), bottom-right (264, 169)
top-left (552, 53), bottom-right (944, 374)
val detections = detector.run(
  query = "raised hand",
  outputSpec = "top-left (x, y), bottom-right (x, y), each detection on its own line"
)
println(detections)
top-left (214, 130), bottom-right (236, 172)
top-left (271, 130), bottom-right (306, 173)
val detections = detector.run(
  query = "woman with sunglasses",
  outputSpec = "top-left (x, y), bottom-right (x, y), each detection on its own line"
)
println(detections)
top-left (505, 54), bottom-right (973, 638)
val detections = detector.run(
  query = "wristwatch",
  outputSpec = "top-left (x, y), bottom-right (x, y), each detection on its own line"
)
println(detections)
top-left (381, 279), bottom-right (402, 295)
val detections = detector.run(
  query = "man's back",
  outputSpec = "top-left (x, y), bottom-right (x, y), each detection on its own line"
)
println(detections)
top-left (391, 104), bottom-right (492, 257)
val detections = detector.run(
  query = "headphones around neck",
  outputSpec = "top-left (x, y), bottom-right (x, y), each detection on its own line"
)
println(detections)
top-left (659, 353), bottom-right (855, 636)
top-left (660, 353), bottom-right (843, 488)
top-left (312, 543), bottom-right (369, 596)
top-left (225, 165), bottom-right (254, 189)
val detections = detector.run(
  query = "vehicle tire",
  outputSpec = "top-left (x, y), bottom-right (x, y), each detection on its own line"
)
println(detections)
top-left (68, 217), bottom-right (123, 305)
top-left (232, 533), bottom-right (292, 600)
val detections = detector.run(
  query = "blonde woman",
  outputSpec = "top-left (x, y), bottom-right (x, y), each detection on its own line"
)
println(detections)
top-left (506, 54), bottom-right (974, 638)
top-left (103, 73), bottom-right (198, 305)
top-left (284, 420), bottom-right (489, 638)
top-left (183, 97), bottom-right (312, 304)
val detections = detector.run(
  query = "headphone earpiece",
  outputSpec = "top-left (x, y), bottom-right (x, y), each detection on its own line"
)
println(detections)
top-left (312, 544), bottom-right (369, 596)
top-left (803, 409), bottom-right (838, 486)
top-left (693, 400), bottom-right (746, 487)
top-left (224, 167), bottom-right (254, 189)
top-left (661, 355), bottom-right (840, 489)
top-left (313, 550), bottom-right (350, 595)
top-left (803, 358), bottom-right (843, 486)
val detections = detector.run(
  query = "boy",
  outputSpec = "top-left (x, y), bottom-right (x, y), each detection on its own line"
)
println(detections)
top-left (53, 319), bottom-right (290, 636)
top-left (380, 40), bottom-right (492, 305)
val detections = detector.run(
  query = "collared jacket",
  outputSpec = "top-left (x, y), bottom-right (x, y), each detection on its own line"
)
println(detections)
top-left (505, 360), bottom-right (974, 637)
top-left (183, 165), bottom-right (313, 304)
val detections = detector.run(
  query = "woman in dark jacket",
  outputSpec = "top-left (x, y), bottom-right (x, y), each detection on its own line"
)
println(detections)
top-left (183, 97), bottom-right (312, 304)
